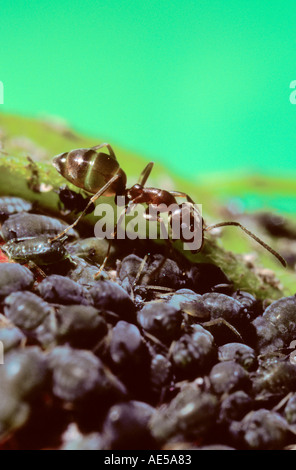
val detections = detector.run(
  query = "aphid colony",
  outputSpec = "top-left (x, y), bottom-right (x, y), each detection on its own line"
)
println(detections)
top-left (0, 146), bottom-right (293, 450)
top-left (0, 189), bottom-right (295, 450)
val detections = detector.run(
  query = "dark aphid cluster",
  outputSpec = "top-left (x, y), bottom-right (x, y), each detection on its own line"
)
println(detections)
top-left (0, 213), bottom-right (78, 267)
top-left (1, 213), bottom-right (78, 242)
top-left (0, 146), bottom-right (293, 451)
top-left (0, 213), bottom-right (77, 269)
top-left (57, 185), bottom-right (95, 216)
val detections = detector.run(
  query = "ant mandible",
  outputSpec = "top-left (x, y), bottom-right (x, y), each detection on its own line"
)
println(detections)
top-left (51, 143), bottom-right (286, 270)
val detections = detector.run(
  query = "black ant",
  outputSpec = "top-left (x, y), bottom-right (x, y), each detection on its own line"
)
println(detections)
top-left (51, 143), bottom-right (286, 271)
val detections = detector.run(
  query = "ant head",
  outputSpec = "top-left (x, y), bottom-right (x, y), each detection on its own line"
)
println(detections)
top-left (128, 184), bottom-right (143, 200)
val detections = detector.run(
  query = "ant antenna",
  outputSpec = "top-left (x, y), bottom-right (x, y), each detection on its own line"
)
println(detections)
top-left (138, 162), bottom-right (154, 187)
top-left (204, 221), bottom-right (287, 268)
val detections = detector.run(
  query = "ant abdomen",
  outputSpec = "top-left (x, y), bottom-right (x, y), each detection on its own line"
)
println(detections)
top-left (53, 146), bottom-right (126, 196)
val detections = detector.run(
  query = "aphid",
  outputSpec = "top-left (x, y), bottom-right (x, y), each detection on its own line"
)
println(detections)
top-left (118, 254), bottom-right (186, 291)
top-left (149, 353), bottom-right (172, 396)
top-left (0, 347), bottom-right (48, 400)
top-left (170, 324), bottom-right (216, 378)
top-left (253, 361), bottom-right (296, 399)
top-left (107, 320), bottom-right (151, 400)
top-left (0, 326), bottom-right (25, 353)
top-left (0, 196), bottom-right (32, 219)
top-left (218, 343), bottom-right (257, 371)
top-left (56, 305), bottom-right (108, 348)
top-left (67, 255), bottom-right (108, 287)
top-left (201, 292), bottom-right (244, 323)
top-left (49, 346), bottom-right (104, 402)
top-left (219, 391), bottom-right (253, 425)
top-left (0, 263), bottom-right (34, 299)
top-left (0, 391), bottom-right (30, 439)
top-left (2, 235), bottom-right (69, 265)
top-left (36, 274), bottom-right (90, 305)
top-left (67, 237), bottom-right (116, 265)
top-left (209, 361), bottom-right (251, 395)
top-left (4, 291), bottom-right (52, 331)
top-left (199, 292), bottom-right (246, 343)
top-left (51, 143), bottom-right (286, 269)
top-left (103, 401), bottom-right (155, 450)
top-left (150, 383), bottom-right (218, 443)
top-left (49, 346), bottom-right (127, 402)
top-left (1, 213), bottom-right (78, 242)
top-left (57, 185), bottom-right (94, 215)
top-left (229, 409), bottom-right (289, 450)
top-left (166, 289), bottom-right (210, 320)
top-left (232, 290), bottom-right (261, 314)
top-left (137, 302), bottom-right (182, 343)
top-left (252, 295), bottom-right (296, 353)
top-left (89, 280), bottom-right (136, 322)
top-left (109, 320), bottom-right (147, 368)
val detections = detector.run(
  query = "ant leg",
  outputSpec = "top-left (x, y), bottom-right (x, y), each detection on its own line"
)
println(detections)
top-left (272, 392), bottom-right (293, 413)
top-left (143, 330), bottom-right (169, 353)
top-left (142, 208), bottom-right (171, 242)
top-left (94, 239), bottom-right (113, 278)
top-left (169, 190), bottom-right (195, 205)
top-left (133, 254), bottom-right (149, 287)
top-left (153, 215), bottom-right (176, 279)
top-left (138, 162), bottom-right (154, 187)
top-left (91, 143), bottom-right (116, 159)
top-left (169, 192), bottom-right (203, 224)
top-left (158, 215), bottom-right (170, 241)
top-left (50, 173), bottom-right (121, 243)
top-left (205, 221), bottom-right (287, 267)
top-left (202, 318), bottom-right (244, 342)
top-left (94, 202), bottom-right (136, 277)
top-left (140, 210), bottom-right (174, 284)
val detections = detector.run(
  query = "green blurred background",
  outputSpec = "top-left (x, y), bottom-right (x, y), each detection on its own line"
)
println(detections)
top-left (0, 0), bottom-right (296, 291)
top-left (1, 1), bottom-right (296, 176)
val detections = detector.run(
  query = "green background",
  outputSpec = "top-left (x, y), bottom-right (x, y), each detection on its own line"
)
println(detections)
top-left (1, 0), bottom-right (296, 179)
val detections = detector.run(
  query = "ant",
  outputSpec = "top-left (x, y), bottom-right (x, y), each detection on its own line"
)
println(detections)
top-left (51, 143), bottom-right (286, 272)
